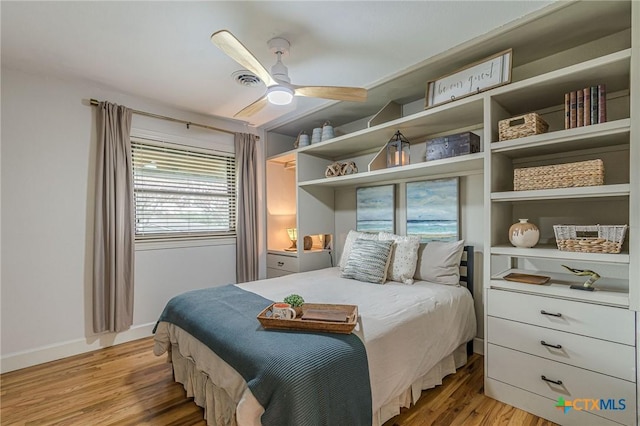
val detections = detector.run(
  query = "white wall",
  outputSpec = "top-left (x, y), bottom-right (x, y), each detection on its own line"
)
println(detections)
top-left (0, 66), bottom-right (265, 372)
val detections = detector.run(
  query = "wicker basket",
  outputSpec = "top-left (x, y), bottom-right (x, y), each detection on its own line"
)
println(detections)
top-left (553, 224), bottom-right (627, 254)
top-left (498, 112), bottom-right (549, 141)
top-left (513, 159), bottom-right (604, 191)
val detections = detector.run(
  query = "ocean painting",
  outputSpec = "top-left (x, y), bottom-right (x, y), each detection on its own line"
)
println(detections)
top-left (356, 185), bottom-right (395, 233)
top-left (406, 178), bottom-right (459, 242)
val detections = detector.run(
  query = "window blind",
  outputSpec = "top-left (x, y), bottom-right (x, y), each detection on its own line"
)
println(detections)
top-left (131, 138), bottom-right (236, 240)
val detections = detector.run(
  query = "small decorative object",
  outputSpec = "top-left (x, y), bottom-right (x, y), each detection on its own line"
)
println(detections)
top-left (562, 264), bottom-right (600, 291)
top-left (425, 131), bottom-right (481, 161)
top-left (564, 85), bottom-right (606, 129)
top-left (303, 236), bottom-right (313, 250)
top-left (321, 121), bottom-right (335, 141)
top-left (341, 161), bottom-right (358, 175)
top-left (285, 227), bottom-right (297, 251)
top-left (311, 127), bottom-right (322, 144)
top-left (513, 159), bottom-right (604, 191)
top-left (509, 219), bottom-right (540, 248)
top-left (283, 293), bottom-right (305, 316)
top-left (426, 49), bottom-right (512, 108)
top-left (498, 112), bottom-right (549, 141)
top-left (386, 130), bottom-right (410, 167)
top-left (325, 161), bottom-right (358, 178)
top-left (553, 224), bottom-right (627, 254)
top-left (503, 272), bottom-right (550, 285)
top-left (296, 131), bottom-right (310, 148)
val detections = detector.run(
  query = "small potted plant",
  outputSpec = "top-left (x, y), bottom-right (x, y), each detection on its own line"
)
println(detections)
top-left (283, 294), bottom-right (305, 317)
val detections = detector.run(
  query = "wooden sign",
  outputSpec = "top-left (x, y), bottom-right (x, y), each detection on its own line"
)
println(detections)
top-left (426, 49), bottom-right (512, 108)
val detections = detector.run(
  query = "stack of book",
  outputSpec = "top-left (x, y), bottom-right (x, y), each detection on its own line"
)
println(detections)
top-left (564, 85), bottom-right (606, 129)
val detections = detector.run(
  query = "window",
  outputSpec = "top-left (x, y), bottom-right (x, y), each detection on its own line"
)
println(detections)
top-left (131, 138), bottom-right (236, 240)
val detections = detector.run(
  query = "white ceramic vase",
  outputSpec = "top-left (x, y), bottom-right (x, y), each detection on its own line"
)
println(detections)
top-left (509, 219), bottom-right (540, 248)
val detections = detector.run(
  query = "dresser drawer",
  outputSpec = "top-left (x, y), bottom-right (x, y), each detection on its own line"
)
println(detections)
top-left (488, 344), bottom-right (635, 426)
top-left (488, 316), bottom-right (635, 381)
top-left (266, 267), bottom-right (293, 278)
top-left (267, 254), bottom-right (299, 272)
top-left (488, 289), bottom-right (635, 345)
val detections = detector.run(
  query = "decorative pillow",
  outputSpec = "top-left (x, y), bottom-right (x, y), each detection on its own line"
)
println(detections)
top-left (339, 230), bottom-right (379, 270)
top-left (414, 240), bottom-right (465, 285)
top-left (378, 232), bottom-right (420, 284)
top-left (341, 239), bottom-right (393, 284)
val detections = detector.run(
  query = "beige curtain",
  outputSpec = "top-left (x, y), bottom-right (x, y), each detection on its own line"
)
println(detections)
top-left (93, 101), bottom-right (135, 333)
top-left (235, 133), bottom-right (259, 283)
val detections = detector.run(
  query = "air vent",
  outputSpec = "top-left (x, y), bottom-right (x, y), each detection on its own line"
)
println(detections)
top-left (232, 70), bottom-right (262, 87)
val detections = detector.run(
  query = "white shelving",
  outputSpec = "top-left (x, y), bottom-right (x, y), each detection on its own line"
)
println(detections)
top-left (298, 152), bottom-right (483, 188)
top-left (264, 2), bottom-right (638, 424)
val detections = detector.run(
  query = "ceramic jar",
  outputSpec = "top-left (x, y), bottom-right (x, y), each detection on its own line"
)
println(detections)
top-left (509, 219), bottom-right (540, 248)
top-left (311, 127), bottom-right (322, 144)
top-left (321, 121), bottom-right (335, 141)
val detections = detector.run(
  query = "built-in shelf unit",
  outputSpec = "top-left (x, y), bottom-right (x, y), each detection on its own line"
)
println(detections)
top-left (264, 1), bottom-right (638, 424)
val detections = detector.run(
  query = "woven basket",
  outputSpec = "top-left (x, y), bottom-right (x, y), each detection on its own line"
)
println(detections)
top-left (498, 112), bottom-right (549, 141)
top-left (513, 159), bottom-right (604, 191)
top-left (553, 224), bottom-right (627, 254)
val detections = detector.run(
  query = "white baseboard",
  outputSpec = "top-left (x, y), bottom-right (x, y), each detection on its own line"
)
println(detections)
top-left (473, 337), bottom-right (484, 355)
top-left (1, 322), bottom-right (156, 373)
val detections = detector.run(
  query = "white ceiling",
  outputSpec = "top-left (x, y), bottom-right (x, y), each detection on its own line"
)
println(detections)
top-left (1, 1), bottom-right (552, 130)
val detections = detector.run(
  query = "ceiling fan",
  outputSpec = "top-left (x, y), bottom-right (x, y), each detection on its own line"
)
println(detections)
top-left (210, 30), bottom-right (368, 118)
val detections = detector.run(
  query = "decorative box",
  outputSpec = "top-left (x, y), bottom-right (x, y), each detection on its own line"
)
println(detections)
top-left (498, 112), bottom-right (549, 141)
top-left (425, 132), bottom-right (480, 161)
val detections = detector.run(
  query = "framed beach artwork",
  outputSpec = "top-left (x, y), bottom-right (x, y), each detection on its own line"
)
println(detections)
top-left (406, 178), bottom-right (459, 242)
top-left (356, 185), bottom-right (395, 233)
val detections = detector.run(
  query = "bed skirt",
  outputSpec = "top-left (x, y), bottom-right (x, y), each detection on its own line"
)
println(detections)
top-left (156, 322), bottom-right (468, 426)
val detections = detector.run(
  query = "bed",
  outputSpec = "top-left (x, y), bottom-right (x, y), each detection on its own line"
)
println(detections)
top-left (154, 238), bottom-right (477, 426)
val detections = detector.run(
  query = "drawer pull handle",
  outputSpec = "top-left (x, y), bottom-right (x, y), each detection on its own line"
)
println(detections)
top-left (541, 341), bottom-right (562, 349)
top-left (541, 375), bottom-right (563, 386)
top-left (540, 310), bottom-right (562, 318)
top-left (277, 261), bottom-right (284, 266)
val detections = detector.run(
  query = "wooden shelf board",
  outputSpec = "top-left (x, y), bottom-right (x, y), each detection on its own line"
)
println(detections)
top-left (297, 97), bottom-right (483, 159)
top-left (298, 153), bottom-right (483, 188)
top-left (491, 184), bottom-right (630, 202)
top-left (490, 244), bottom-right (630, 264)
top-left (490, 119), bottom-right (630, 157)
top-left (491, 268), bottom-right (629, 308)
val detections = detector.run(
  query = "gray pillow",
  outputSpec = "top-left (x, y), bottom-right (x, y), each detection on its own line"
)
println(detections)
top-left (341, 239), bottom-right (393, 284)
top-left (414, 240), bottom-right (465, 285)
top-left (339, 230), bottom-right (379, 270)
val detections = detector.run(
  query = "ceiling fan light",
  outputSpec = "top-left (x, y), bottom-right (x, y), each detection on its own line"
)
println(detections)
top-left (266, 86), bottom-right (294, 105)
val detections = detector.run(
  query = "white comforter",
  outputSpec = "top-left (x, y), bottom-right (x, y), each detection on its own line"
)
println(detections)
top-left (236, 267), bottom-right (477, 414)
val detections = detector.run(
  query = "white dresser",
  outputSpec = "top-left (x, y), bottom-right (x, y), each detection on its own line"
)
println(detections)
top-left (486, 285), bottom-right (636, 425)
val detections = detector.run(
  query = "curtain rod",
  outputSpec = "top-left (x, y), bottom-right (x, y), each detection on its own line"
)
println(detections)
top-left (89, 98), bottom-right (259, 140)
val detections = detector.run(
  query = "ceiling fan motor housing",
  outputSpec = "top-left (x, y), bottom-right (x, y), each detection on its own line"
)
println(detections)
top-left (268, 37), bottom-right (291, 83)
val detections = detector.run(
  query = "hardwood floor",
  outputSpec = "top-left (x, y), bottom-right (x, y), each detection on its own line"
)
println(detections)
top-left (1, 337), bottom-right (556, 426)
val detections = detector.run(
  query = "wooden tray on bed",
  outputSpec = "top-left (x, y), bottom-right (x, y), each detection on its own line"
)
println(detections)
top-left (257, 303), bottom-right (358, 334)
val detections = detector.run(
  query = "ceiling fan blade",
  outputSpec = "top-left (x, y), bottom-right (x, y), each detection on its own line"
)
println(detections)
top-left (234, 96), bottom-right (269, 118)
top-left (292, 86), bottom-right (367, 102)
top-left (211, 30), bottom-right (277, 87)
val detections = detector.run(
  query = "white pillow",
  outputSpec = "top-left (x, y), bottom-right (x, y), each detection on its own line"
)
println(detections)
top-left (414, 240), bottom-right (465, 285)
top-left (378, 232), bottom-right (420, 284)
top-left (341, 239), bottom-right (393, 284)
top-left (339, 230), bottom-right (379, 270)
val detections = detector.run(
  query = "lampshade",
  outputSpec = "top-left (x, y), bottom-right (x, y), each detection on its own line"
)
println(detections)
top-left (267, 86), bottom-right (294, 105)
top-left (386, 130), bottom-right (410, 167)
